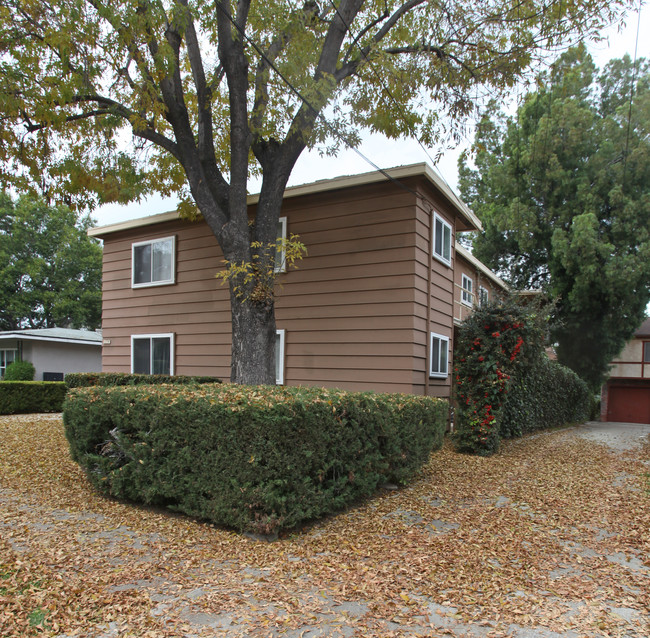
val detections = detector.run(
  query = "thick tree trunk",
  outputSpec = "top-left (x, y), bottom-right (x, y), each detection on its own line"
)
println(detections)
top-left (229, 283), bottom-right (277, 385)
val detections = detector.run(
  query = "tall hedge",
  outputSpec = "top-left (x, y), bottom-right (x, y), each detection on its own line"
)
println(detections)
top-left (499, 357), bottom-right (591, 438)
top-left (63, 384), bottom-right (447, 535)
top-left (453, 298), bottom-right (590, 455)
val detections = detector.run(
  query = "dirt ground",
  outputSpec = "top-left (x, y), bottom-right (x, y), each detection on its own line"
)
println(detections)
top-left (1, 415), bottom-right (648, 638)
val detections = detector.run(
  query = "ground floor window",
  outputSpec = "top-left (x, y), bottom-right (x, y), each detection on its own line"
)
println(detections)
top-left (0, 349), bottom-right (16, 378)
top-left (429, 332), bottom-right (449, 378)
top-left (131, 334), bottom-right (174, 375)
top-left (276, 329), bottom-right (285, 385)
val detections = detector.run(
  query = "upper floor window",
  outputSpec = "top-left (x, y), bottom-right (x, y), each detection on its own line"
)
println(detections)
top-left (644, 342), bottom-right (650, 363)
top-left (479, 286), bottom-right (489, 307)
top-left (275, 329), bottom-right (286, 384)
top-left (461, 275), bottom-right (473, 306)
top-left (0, 349), bottom-right (16, 378)
top-left (132, 236), bottom-right (175, 288)
top-left (429, 332), bottom-right (449, 378)
top-left (433, 213), bottom-right (452, 266)
top-left (131, 334), bottom-right (174, 375)
top-left (274, 217), bottom-right (287, 273)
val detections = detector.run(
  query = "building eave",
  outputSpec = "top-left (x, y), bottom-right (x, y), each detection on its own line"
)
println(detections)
top-left (454, 243), bottom-right (508, 291)
top-left (89, 163), bottom-right (482, 239)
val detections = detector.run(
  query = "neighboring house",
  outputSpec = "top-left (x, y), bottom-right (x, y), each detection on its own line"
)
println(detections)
top-left (90, 163), bottom-right (505, 398)
top-left (0, 328), bottom-right (102, 381)
top-left (600, 318), bottom-right (650, 424)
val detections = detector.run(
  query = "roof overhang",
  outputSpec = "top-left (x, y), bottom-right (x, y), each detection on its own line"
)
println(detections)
top-left (0, 333), bottom-right (102, 347)
top-left (455, 243), bottom-right (508, 291)
top-left (89, 163), bottom-right (482, 238)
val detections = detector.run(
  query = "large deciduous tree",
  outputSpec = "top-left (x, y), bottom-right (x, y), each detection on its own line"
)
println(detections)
top-left (459, 45), bottom-right (650, 389)
top-left (0, 0), bottom-right (631, 384)
top-left (0, 194), bottom-right (102, 331)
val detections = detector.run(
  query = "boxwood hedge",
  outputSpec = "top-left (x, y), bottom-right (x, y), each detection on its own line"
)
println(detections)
top-left (65, 372), bottom-right (221, 388)
top-left (63, 384), bottom-right (447, 535)
top-left (0, 381), bottom-right (67, 414)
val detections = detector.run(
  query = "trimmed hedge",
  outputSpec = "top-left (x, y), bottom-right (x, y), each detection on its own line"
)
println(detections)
top-left (4, 360), bottom-right (36, 381)
top-left (65, 372), bottom-right (222, 389)
top-left (63, 384), bottom-right (447, 535)
top-left (0, 381), bottom-right (67, 414)
top-left (499, 357), bottom-right (591, 438)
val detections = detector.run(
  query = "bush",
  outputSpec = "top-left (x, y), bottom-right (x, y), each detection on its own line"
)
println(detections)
top-left (498, 358), bottom-right (591, 439)
top-left (453, 298), bottom-right (545, 456)
top-left (453, 298), bottom-right (590, 455)
top-left (63, 384), bottom-right (447, 535)
top-left (3, 360), bottom-right (35, 381)
top-left (65, 372), bottom-right (222, 389)
top-left (0, 382), bottom-right (67, 414)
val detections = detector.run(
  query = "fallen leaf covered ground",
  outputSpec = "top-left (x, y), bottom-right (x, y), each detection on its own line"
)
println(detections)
top-left (0, 413), bottom-right (648, 637)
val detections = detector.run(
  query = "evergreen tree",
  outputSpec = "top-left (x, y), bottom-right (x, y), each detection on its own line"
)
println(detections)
top-left (459, 46), bottom-right (650, 389)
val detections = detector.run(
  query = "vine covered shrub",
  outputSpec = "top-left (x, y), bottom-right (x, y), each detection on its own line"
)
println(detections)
top-left (3, 360), bottom-right (36, 381)
top-left (454, 299), bottom-right (590, 455)
top-left (63, 384), bottom-right (447, 535)
top-left (454, 299), bottom-right (545, 455)
top-left (65, 372), bottom-right (221, 389)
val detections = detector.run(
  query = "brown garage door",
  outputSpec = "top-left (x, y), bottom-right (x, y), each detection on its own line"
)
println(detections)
top-left (607, 384), bottom-right (650, 424)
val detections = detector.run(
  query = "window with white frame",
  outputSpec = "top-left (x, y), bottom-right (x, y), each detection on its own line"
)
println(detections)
top-left (461, 275), bottom-right (473, 306)
top-left (0, 349), bottom-right (16, 378)
top-left (429, 332), bottom-right (449, 378)
top-left (131, 334), bottom-right (174, 375)
top-left (644, 341), bottom-right (650, 363)
top-left (275, 329), bottom-right (285, 384)
top-left (479, 286), bottom-right (489, 307)
top-left (132, 236), bottom-right (175, 287)
top-left (432, 213), bottom-right (452, 265)
top-left (274, 217), bottom-right (287, 273)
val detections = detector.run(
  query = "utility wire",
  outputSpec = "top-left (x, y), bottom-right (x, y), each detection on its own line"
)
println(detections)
top-left (324, 0), bottom-right (469, 212)
top-left (215, 0), bottom-right (421, 199)
top-left (622, 0), bottom-right (642, 191)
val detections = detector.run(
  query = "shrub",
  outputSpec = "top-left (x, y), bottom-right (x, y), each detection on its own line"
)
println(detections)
top-left (453, 298), bottom-right (544, 456)
top-left (0, 382), bottom-right (67, 414)
top-left (498, 357), bottom-right (591, 439)
top-left (65, 372), bottom-right (221, 389)
top-left (63, 384), bottom-right (447, 535)
top-left (3, 360), bottom-right (36, 381)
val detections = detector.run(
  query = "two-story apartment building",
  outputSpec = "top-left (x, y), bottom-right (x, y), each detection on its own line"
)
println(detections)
top-left (90, 163), bottom-right (502, 398)
top-left (601, 317), bottom-right (650, 423)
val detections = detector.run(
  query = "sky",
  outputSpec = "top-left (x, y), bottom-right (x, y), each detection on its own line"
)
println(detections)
top-left (92, 6), bottom-right (648, 228)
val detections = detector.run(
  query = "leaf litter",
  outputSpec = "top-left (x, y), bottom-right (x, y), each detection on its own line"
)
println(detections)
top-left (0, 413), bottom-right (648, 637)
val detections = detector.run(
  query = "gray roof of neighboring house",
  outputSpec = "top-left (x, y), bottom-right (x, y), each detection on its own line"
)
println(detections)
top-left (634, 317), bottom-right (650, 338)
top-left (0, 328), bottom-right (102, 346)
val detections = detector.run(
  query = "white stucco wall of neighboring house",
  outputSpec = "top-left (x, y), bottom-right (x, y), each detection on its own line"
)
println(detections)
top-left (20, 341), bottom-right (102, 380)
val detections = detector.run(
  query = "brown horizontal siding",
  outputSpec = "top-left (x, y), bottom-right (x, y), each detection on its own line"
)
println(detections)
top-left (412, 182), bottom-right (455, 397)
top-left (100, 182), bottom-right (423, 393)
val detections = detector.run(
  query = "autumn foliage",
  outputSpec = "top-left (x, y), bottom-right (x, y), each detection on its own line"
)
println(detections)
top-left (63, 384), bottom-right (447, 535)
top-left (453, 299), bottom-right (590, 455)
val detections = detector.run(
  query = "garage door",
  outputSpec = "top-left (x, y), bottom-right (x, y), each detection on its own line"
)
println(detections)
top-left (607, 385), bottom-right (650, 424)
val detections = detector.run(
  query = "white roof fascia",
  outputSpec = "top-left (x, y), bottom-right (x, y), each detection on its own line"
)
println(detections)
top-left (0, 333), bottom-right (102, 346)
top-left (89, 163), bottom-right (482, 238)
top-left (455, 242), bottom-right (509, 292)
